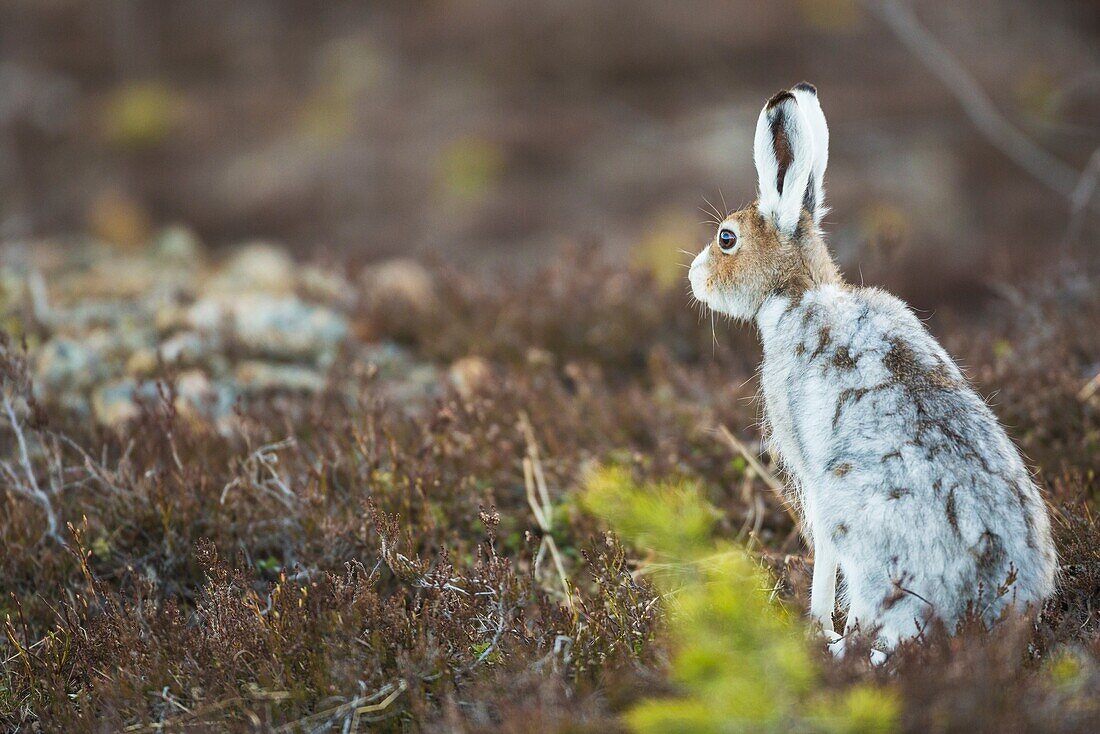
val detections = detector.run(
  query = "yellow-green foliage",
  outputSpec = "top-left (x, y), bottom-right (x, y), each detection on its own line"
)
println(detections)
top-left (582, 466), bottom-right (898, 734)
top-left (438, 136), bottom-right (505, 202)
top-left (632, 212), bottom-right (700, 289)
top-left (102, 82), bottom-right (180, 149)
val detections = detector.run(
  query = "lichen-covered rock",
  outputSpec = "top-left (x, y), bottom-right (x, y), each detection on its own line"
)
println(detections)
top-left (91, 371), bottom-right (237, 428)
top-left (361, 258), bottom-right (436, 312)
top-left (449, 355), bottom-right (492, 399)
top-left (208, 242), bottom-right (297, 294)
top-left (154, 225), bottom-right (203, 265)
top-left (35, 336), bottom-right (108, 392)
top-left (42, 300), bottom-right (147, 334)
top-left (125, 348), bottom-right (159, 377)
top-left (159, 330), bottom-right (214, 365)
top-left (235, 361), bottom-right (328, 393)
top-left (185, 293), bottom-right (348, 361)
top-left (175, 370), bottom-right (236, 421)
top-left (9, 236), bottom-right (440, 426)
top-left (91, 379), bottom-right (148, 426)
top-left (300, 265), bottom-right (357, 307)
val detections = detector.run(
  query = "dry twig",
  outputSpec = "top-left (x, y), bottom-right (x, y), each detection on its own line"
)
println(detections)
top-left (865, 0), bottom-right (1093, 209)
top-left (716, 424), bottom-right (800, 530)
top-left (1079, 370), bottom-right (1100, 403)
top-left (519, 411), bottom-right (573, 612)
top-left (1, 393), bottom-right (65, 544)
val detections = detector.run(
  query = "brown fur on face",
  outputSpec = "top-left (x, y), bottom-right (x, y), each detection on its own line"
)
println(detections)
top-left (698, 203), bottom-right (843, 320)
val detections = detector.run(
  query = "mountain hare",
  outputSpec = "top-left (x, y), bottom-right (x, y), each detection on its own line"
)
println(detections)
top-left (689, 83), bottom-right (1056, 652)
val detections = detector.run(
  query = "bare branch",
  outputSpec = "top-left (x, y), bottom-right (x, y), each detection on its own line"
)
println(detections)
top-left (717, 424), bottom-right (800, 530)
top-left (865, 0), bottom-right (1084, 202)
top-left (2, 393), bottom-right (64, 544)
top-left (1068, 146), bottom-right (1100, 242)
top-left (520, 413), bottom-right (573, 611)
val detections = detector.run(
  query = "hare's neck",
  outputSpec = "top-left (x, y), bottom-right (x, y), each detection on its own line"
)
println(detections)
top-left (754, 286), bottom-right (838, 352)
top-left (790, 230), bottom-right (843, 292)
top-left (755, 294), bottom-right (794, 351)
top-left (755, 230), bottom-right (843, 344)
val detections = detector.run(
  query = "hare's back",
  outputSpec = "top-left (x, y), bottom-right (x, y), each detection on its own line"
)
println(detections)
top-left (778, 286), bottom-right (1026, 497)
top-left (758, 285), bottom-right (1055, 603)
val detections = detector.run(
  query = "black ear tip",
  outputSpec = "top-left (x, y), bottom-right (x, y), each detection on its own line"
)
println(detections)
top-left (792, 81), bottom-right (817, 95)
top-left (766, 90), bottom-right (796, 110)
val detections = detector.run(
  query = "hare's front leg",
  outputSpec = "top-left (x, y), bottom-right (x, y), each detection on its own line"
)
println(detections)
top-left (810, 542), bottom-right (838, 633)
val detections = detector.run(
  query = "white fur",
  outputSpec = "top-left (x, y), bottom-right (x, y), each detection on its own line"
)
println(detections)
top-left (694, 85), bottom-right (1057, 651)
top-left (753, 94), bottom-right (815, 235)
top-left (755, 288), bottom-right (1056, 649)
top-left (789, 85), bottom-right (829, 225)
top-left (688, 246), bottom-right (755, 322)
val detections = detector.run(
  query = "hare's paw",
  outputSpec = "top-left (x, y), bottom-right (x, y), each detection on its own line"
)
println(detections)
top-left (828, 633), bottom-right (847, 659)
top-left (821, 631), bottom-right (890, 666)
top-left (815, 628), bottom-right (844, 656)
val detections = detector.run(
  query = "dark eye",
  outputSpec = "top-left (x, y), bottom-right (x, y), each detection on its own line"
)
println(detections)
top-left (717, 228), bottom-right (737, 252)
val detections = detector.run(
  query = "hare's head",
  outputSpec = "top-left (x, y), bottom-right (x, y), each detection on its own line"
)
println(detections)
top-left (689, 83), bottom-right (841, 322)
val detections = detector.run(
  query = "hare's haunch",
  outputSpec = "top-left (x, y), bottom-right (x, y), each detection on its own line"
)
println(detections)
top-left (689, 83), bottom-right (1056, 651)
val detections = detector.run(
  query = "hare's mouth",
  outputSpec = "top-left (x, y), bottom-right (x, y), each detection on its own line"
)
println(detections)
top-left (688, 256), bottom-right (712, 310)
top-left (688, 252), bottom-right (758, 323)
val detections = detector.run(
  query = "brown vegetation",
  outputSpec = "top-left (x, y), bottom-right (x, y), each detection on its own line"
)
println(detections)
top-left (2, 248), bottom-right (1099, 731)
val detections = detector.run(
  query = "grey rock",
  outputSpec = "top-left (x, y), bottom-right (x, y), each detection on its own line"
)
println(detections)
top-left (175, 370), bottom-right (236, 420)
top-left (186, 294), bottom-right (348, 360)
top-left (91, 379), bottom-right (157, 426)
top-left (154, 225), bottom-right (203, 265)
top-left (235, 361), bottom-right (328, 393)
top-left (208, 242), bottom-right (297, 294)
top-left (159, 330), bottom-right (213, 365)
top-left (35, 336), bottom-right (107, 392)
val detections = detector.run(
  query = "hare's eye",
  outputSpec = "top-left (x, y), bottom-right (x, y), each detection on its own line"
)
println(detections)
top-left (717, 228), bottom-right (737, 253)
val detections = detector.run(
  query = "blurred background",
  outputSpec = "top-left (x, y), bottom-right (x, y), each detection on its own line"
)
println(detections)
top-left (1, 0), bottom-right (1099, 307)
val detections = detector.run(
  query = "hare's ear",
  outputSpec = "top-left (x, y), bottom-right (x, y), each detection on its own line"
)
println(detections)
top-left (790, 82), bottom-right (829, 225)
top-left (754, 90), bottom-right (814, 235)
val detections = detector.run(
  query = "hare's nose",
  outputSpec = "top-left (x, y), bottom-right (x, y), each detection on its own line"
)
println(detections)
top-left (690, 248), bottom-right (709, 269)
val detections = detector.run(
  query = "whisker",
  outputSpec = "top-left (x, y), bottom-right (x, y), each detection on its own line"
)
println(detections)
top-left (701, 195), bottom-right (723, 223)
top-left (712, 312), bottom-right (720, 355)
top-left (696, 208), bottom-right (720, 227)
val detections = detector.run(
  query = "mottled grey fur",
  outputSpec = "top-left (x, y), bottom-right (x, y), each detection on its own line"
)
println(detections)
top-left (689, 83), bottom-right (1057, 650)
top-left (756, 285), bottom-right (1057, 646)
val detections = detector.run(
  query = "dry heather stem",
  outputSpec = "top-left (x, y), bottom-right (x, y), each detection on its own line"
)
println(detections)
top-left (1, 393), bottom-right (64, 545)
top-left (521, 411), bottom-right (573, 611)
top-left (717, 423), bottom-right (800, 530)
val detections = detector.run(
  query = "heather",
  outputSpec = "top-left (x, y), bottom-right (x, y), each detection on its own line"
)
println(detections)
top-left (1, 239), bottom-right (1099, 732)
